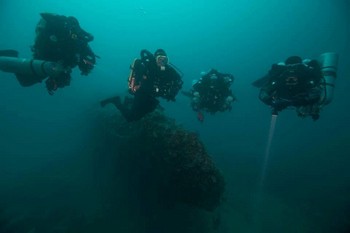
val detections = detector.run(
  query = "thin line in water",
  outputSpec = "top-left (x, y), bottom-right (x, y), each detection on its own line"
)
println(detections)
top-left (252, 114), bottom-right (278, 233)
top-left (260, 114), bottom-right (278, 188)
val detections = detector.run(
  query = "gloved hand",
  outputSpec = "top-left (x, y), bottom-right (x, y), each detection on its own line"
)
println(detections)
top-left (79, 54), bottom-right (95, 75)
top-left (46, 77), bottom-right (58, 95)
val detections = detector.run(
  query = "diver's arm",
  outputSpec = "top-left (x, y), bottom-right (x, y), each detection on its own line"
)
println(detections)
top-left (252, 74), bottom-right (269, 88)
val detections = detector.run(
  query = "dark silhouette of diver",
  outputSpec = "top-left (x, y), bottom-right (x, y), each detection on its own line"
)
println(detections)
top-left (101, 49), bottom-right (183, 122)
top-left (0, 13), bottom-right (97, 95)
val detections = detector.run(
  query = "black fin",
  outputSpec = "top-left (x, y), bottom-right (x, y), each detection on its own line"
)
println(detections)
top-left (0, 49), bottom-right (19, 57)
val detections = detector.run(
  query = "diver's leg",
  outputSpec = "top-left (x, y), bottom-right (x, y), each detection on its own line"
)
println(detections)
top-left (100, 96), bottom-right (122, 107)
top-left (126, 93), bottom-right (159, 122)
top-left (101, 93), bottom-right (159, 122)
top-left (100, 95), bottom-right (136, 122)
top-left (100, 95), bottom-right (142, 122)
top-left (123, 96), bottom-right (134, 106)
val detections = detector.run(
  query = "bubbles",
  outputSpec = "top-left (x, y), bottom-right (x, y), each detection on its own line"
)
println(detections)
top-left (260, 114), bottom-right (278, 190)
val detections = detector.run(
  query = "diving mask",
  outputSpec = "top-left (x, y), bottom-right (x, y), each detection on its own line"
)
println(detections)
top-left (156, 55), bottom-right (168, 70)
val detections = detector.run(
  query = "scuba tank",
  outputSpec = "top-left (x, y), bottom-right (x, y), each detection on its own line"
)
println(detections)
top-left (0, 55), bottom-right (67, 86)
top-left (318, 52), bottom-right (339, 105)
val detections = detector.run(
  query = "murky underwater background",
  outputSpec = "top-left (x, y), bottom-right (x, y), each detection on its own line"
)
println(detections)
top-left (0, 0), bottom-right (350, 232)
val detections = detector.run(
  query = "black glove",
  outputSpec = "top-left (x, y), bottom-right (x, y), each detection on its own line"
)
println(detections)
top-left (78, 44), bottom-right (96, 75)
top-left (45, 74), bottom-right (71, 95)
top-left (79, 55), bottom-right (95, 75)
top-left (46, 77), bottom-right (58, 95)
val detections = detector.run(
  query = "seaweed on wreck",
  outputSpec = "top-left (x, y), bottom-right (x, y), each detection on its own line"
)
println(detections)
top-left (99, 110), bottom-right (225, 211)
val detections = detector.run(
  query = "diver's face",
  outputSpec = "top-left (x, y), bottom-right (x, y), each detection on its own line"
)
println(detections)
top-left (156, 55), bottom-right (168, 67)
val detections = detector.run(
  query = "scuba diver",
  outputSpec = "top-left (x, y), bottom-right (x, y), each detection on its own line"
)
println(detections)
top-left (32, 13), bottom-right (97, 94)
top-left (100, 49), bottom-right (183, 122)
top-left (0, 13), bottom-right (97, 95)
top-left (184, 69), bottom-right (236, 122)
top-left (252, 53), bottom-right (339, 120)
